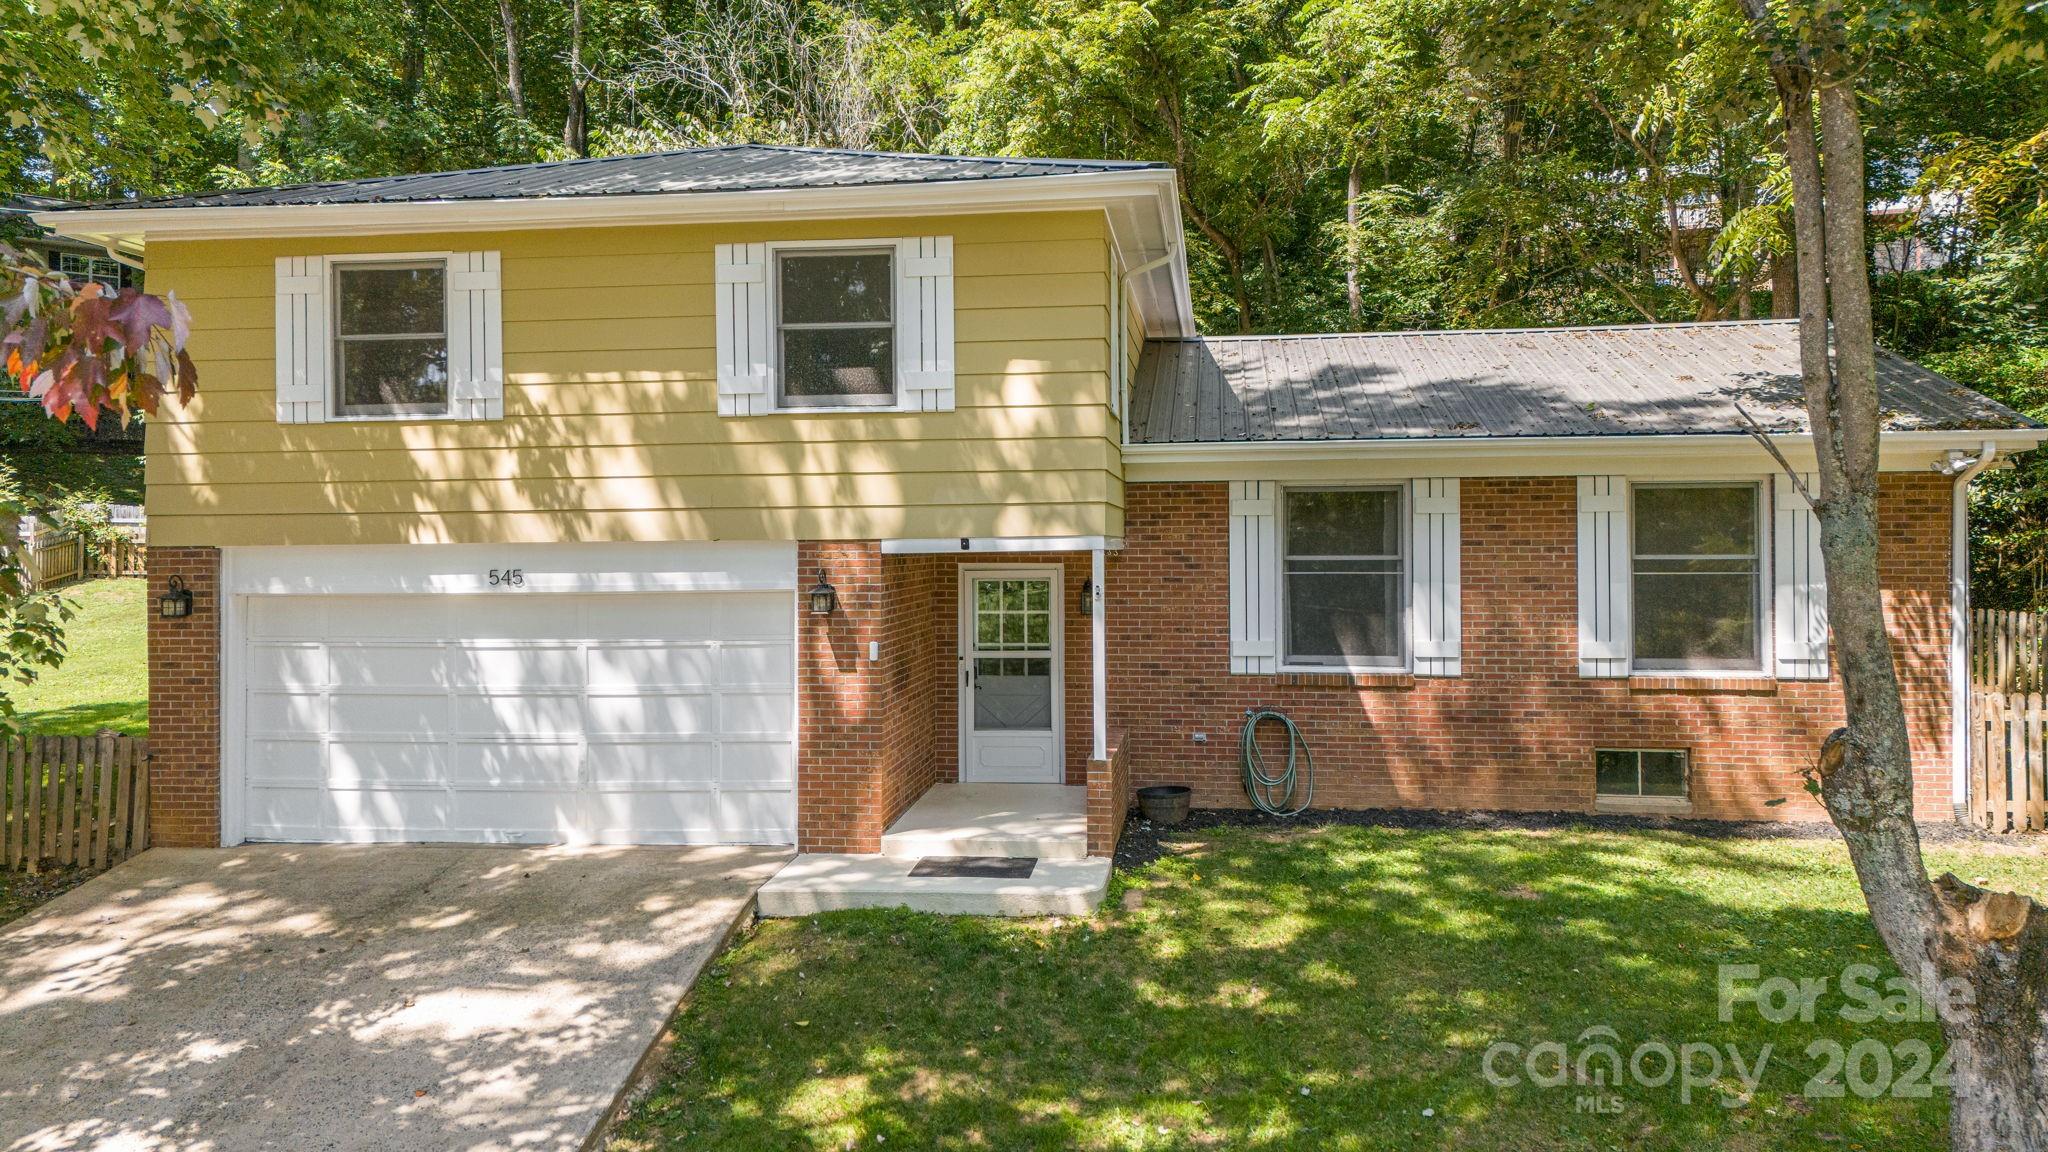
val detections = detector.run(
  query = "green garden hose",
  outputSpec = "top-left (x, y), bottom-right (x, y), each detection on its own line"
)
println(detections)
top-left (1240, 708), bottom-right (1315, 816)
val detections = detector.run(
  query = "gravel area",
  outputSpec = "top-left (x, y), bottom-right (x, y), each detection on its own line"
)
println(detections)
top-left (1113, 804), bottom-right (2029, 870)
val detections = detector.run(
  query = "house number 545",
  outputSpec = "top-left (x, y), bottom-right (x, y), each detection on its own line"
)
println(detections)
top-left (487, 568), bottom-right (525, 587)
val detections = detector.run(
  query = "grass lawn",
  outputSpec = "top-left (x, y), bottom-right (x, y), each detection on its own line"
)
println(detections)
top-left (11, 577), bottom-right (146, 735)
top-left (611, 822), bottom-right (2048, 1152)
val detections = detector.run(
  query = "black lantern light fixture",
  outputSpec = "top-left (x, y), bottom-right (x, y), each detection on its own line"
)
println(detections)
top-left (807, 570), bottom-right (838, 616)
top-left (1079, 578), bottom-right (1094, 617)
top-left (159, 576), bottom-right (194, 619)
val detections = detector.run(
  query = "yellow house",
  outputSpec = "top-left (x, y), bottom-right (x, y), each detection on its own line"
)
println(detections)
top-left (39, 145), bottom-right (2043, 915)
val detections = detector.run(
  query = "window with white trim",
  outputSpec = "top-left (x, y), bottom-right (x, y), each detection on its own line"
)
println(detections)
top-left (332, 260), bottom-right (450, 418)
top-left (56, 251), bottom-right (125, 289)
top-left (1631, 482), bottom-right (1763, 671)
top-left (1596, 748), bottom-right (1690, 799)
top-left (775, 248), bottom-right (894, 408)
top-left (1282, 487), bottom-right (1405, 669)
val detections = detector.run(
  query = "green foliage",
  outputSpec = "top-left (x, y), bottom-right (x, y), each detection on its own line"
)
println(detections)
top-left (0, 460), bottom-right (73, 731)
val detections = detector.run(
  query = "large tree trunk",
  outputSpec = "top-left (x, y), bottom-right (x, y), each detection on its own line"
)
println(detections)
top-left (1346, 159), bottom-right (1362, 322)
top-left (497, 0), bottom-right (525, 116)
top-left (1745, 5), bottom-right (2048, 1148)
top-left (564, 0), bottom-right (588, 156)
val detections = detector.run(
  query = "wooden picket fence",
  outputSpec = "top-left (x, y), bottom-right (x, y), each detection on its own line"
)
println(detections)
top-left (21, 531), bottom-right (146, 589)
top-left (1968, 688), bottom-right (2048, 834)
top-left (1971, 608), bottom-right (2047, 694)
top-left (1, 735), bottom-right (150, 873)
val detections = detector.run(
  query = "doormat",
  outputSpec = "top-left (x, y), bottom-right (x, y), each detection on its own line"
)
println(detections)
top-left (909, 856), bottom-right (1037, 879)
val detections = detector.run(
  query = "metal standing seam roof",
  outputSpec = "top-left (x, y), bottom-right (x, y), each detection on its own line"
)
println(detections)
top-left (41, 145), bottom-right (1170, 212)
top-left (1127, 319), bottom-right (2040, 444)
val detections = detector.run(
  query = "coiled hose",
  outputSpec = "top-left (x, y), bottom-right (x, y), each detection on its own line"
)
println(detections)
top-left (1240, 708), bottom-right (1314, 816)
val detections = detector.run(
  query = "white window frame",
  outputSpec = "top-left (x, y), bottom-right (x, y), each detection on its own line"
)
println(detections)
top-left (1628, 479), bottom-right (1771, 676)
top-left (1278, 484), bottom-right (1410, 673)
top-left (326, 251), bottom-right (456, 423)
top-left (55, 251), bottom-right (124, 289)
top-left (768, 239), bottom-right (900, 413)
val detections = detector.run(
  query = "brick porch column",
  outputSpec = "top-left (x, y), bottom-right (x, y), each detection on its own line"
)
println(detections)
top-left (147, 547), bottom-right (222, 847)
top-left (796, 541), bottom-right (888, 853)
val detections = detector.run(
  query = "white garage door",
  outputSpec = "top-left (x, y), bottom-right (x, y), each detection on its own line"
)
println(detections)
top-left (239, 591), bottom-right (796, 845)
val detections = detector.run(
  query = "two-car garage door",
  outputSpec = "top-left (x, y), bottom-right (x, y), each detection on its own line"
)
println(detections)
top-left (231, 546), bottom-right (797, 846)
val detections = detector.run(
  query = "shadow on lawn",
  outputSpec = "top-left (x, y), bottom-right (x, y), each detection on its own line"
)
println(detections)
top-left (617, 827), bottom-right (1954, 1151)
top-left (13, 700), bottom-right (147, 737)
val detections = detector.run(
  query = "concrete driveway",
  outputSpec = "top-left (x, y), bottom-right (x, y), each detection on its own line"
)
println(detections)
top-left (0, 843), bottom-right (788, 1152)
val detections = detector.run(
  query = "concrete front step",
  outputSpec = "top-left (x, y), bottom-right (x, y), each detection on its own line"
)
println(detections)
top-left (879, 783), bottom-right (1088, 861)
top-left (757, 854), bottom-right (1111, 918)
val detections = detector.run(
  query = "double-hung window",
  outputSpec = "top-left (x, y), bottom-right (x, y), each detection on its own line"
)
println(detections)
top-left (56, 251), bottom-right (125, 290)
top-left (776, 248), bottom-right (895, 408)
top-left (1631, 483), bottom-right (1763, 672)
top-left (1282, 487), bottom-right (1406, 668)
top-left (332, 260), bottom-right (450, 418)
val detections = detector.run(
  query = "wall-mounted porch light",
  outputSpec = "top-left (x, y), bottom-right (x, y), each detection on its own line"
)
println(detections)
top-left (807, 570), bottom-right (839, 616)
top-left (159, 576), bottom-right (194, 619)
top-left (1079, 578), bottom-right (1094, 617)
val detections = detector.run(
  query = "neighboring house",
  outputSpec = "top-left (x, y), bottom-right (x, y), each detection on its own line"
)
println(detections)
top-left (2, 194), bottom-right (143, 289)
top-left (35, 146), bottom-right (2046, 871)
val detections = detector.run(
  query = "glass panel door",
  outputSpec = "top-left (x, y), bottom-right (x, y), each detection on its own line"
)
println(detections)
top-left (970, 577), bottom-right (1054, 732)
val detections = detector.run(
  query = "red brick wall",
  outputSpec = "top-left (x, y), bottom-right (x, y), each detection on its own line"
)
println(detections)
top-left (877, 553), bottom-right (942, 829)
top-left (147, 547), bottom-right (222, 847)
top-left (1107, 476), bottom-right (1955, 822)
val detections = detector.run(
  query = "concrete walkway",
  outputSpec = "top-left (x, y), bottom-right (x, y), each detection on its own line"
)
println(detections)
top-left (0, 843), bottom-right (787, 1152)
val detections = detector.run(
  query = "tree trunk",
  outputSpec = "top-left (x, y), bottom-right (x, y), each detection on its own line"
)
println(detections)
top-left (1769, 249), bottom-right (1798, 317)
top-left (1346, 159), bottom-right (1362, 322)
top-left (564, 0), bottom-right (588, 156)
top-left (497, 0), bottom-right (526, 116)
top-left (1742, 4), bottom-right (2048, 1147)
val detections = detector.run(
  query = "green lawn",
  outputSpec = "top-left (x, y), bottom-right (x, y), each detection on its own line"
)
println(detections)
top-left (612, 824), bottom-right (2048, 1152)
top-left (11, 577), bottom-right (147, 735)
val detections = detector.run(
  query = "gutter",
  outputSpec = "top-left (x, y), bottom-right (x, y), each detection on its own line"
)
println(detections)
top-left (1942, 441), bottom-right (1999, 816)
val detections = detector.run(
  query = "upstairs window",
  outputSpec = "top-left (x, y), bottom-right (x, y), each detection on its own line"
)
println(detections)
top-left (56, 251), bottom-right (125, 290)
top-left (332, 261), bottom-right (449, 418)
top-left (1282, 487), bottom-right (1405, 669)
top-left (1632, 483), bottom-right (1762, 671)
top-left (776, 249), bottom-right (894, 408)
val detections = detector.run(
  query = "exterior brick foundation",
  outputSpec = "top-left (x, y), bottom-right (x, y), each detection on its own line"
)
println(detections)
top-left (147, 547), bottom-right (222, 847)
top-left (1104, 476), bottom-right (1956, 822)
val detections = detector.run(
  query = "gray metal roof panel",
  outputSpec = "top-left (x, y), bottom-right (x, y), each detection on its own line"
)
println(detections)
top-left (1127, 320), bottom-right (2039, 443)
top-left (44, 145), bottom-right (1167, 212)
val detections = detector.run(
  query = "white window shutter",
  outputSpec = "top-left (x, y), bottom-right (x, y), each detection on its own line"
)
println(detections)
top-left (896, 236), bottom-right (955, 412)
top-left (274, 256), bottom-right (328, 424)
top-left (447, 251), bottom-right (503, 420)
top-left (1774, 473), bottom-right (1829, 679)
top-left (1229, 481), bottom-right (1279, 674)
top-left (715, 243), bottom-right (770, 416)
top-left (1577, 476), bottom-right (1632, 677)
top-left (1410, 478), bottom-right (1462, 677)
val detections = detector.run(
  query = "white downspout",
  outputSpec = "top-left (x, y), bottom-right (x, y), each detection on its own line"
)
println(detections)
top-left (1092, 547), bottom-right (1108, 762)
top-left (1946, 440), bottom-right (1998, 816)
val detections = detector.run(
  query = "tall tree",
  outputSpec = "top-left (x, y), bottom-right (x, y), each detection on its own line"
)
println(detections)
top-left (1736, 2), bottom-right (2046, 1147)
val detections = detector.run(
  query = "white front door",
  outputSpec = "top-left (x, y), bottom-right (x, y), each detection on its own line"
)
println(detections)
top-left (958, 567), bottom-right (1063, 784)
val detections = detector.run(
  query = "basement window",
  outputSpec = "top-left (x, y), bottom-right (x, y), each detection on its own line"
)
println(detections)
top-left (1596, 748), bottom-right (1690, 804)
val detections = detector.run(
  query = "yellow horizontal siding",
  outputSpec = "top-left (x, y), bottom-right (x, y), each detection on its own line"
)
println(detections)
top-left (146, 210), bottom-right (1126, 547)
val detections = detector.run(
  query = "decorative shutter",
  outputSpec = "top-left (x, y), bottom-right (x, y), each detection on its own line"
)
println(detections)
top-left (896, 236), bottom-right (955, 412)
top-left (1577, 476), bottom-right (1632, 678)
top-left (274, 256), bottom-right (329, 424)
top-left (1774, 473), bottom-right (1829, 679)
top-left (1229, 481), bottom-right (1280, 674)
top-left (447, 251), bottom-right (503, 420)
top-left (1410, 478), bottom-right (1462, 677)
top-left (715, 243), bottom-right (770, 417)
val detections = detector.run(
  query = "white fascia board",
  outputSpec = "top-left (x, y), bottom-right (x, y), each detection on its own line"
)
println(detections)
top-left (1121, 429), bottom-right (2048, 483)
top-left (881, 535), bottom-right (1125, 555)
